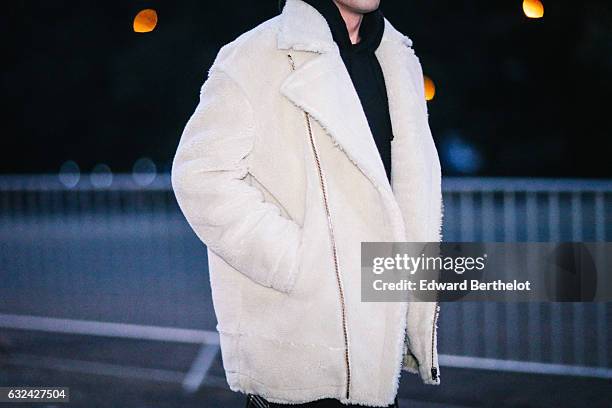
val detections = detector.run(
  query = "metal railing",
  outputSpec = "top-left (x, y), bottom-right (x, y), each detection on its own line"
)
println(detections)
top-left (440, 178), bottom-right (611, 377)
top-left (0, 174), bottom-right (610, 385)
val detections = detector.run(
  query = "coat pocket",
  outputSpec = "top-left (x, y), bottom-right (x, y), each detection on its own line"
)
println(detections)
top-left (246, 171), bottom-right (294, 222)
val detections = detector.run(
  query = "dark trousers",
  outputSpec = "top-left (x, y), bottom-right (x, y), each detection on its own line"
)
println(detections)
top-left (245, 394), bottom-right (399, 408)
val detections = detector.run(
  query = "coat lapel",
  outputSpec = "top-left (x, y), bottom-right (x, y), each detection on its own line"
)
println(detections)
top-left (277, 0), bottom-right (392, 197)
top-left (277, 0), bottom-right (438, 241)
top-left (279, 50), bottom-right (393, 198)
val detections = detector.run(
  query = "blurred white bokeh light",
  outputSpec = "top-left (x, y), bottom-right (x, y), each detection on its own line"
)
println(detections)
top-left (132, 157), bottom-right (157, 186)
top-left (90, 164), bottom-right (113, 188)
top-left (58, 160), bottom-right (81, 188)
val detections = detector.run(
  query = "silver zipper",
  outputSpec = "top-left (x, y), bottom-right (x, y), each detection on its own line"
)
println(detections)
top-left (431, 301), bottom-right (440, 381)
top-left (288, 53), bottom-right (351, 400)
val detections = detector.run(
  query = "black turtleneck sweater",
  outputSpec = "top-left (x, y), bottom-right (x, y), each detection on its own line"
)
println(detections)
top-left (302, 0), bottom-right (394, 183)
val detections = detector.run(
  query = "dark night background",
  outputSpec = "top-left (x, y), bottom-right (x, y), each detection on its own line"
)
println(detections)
top-left (1, 0), bottom-right (611, 177)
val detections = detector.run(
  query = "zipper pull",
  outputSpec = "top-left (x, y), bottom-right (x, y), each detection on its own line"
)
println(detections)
top-left (431, 367), bottom-right (438, 381)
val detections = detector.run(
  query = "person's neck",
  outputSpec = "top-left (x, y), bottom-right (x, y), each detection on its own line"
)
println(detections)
top-left (332, 1), bottom-right (364, 44)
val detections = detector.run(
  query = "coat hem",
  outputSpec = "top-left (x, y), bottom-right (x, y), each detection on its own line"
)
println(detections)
top-left (229, 371), bottom-right (397, 407)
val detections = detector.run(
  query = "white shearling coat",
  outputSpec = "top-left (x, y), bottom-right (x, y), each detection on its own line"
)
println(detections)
top-left (171, 0), bottom-right (443, 406)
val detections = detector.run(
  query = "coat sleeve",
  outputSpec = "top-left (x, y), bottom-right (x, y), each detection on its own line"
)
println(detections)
top-left (401, 49), bottom-right (442, 385)
top-left (171, 65), bottom-right (303, 294)
top-left (410, 50), bottom-right (443, 242)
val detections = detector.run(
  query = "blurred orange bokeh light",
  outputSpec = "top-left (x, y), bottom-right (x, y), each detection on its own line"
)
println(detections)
top-left (424, 75), bottom-right (436, 101)
top-left (523, 0), bottom-right (544, 19)
top-left (133, 9), bottom-right (158, 33)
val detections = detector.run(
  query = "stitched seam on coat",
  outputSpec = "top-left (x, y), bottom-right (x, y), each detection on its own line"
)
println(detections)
top-left (232, 372), bottom-right (344, 391)
top-left (208, 66), bottom-right (253, 392)
top-left (209, 65), bottom-right (257, 166)
top-left (218, 329), bottom-right (345, 351)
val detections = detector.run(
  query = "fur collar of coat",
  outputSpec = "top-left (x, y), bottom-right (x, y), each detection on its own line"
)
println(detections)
top-left (171, 0), bottom-right (443, 406)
